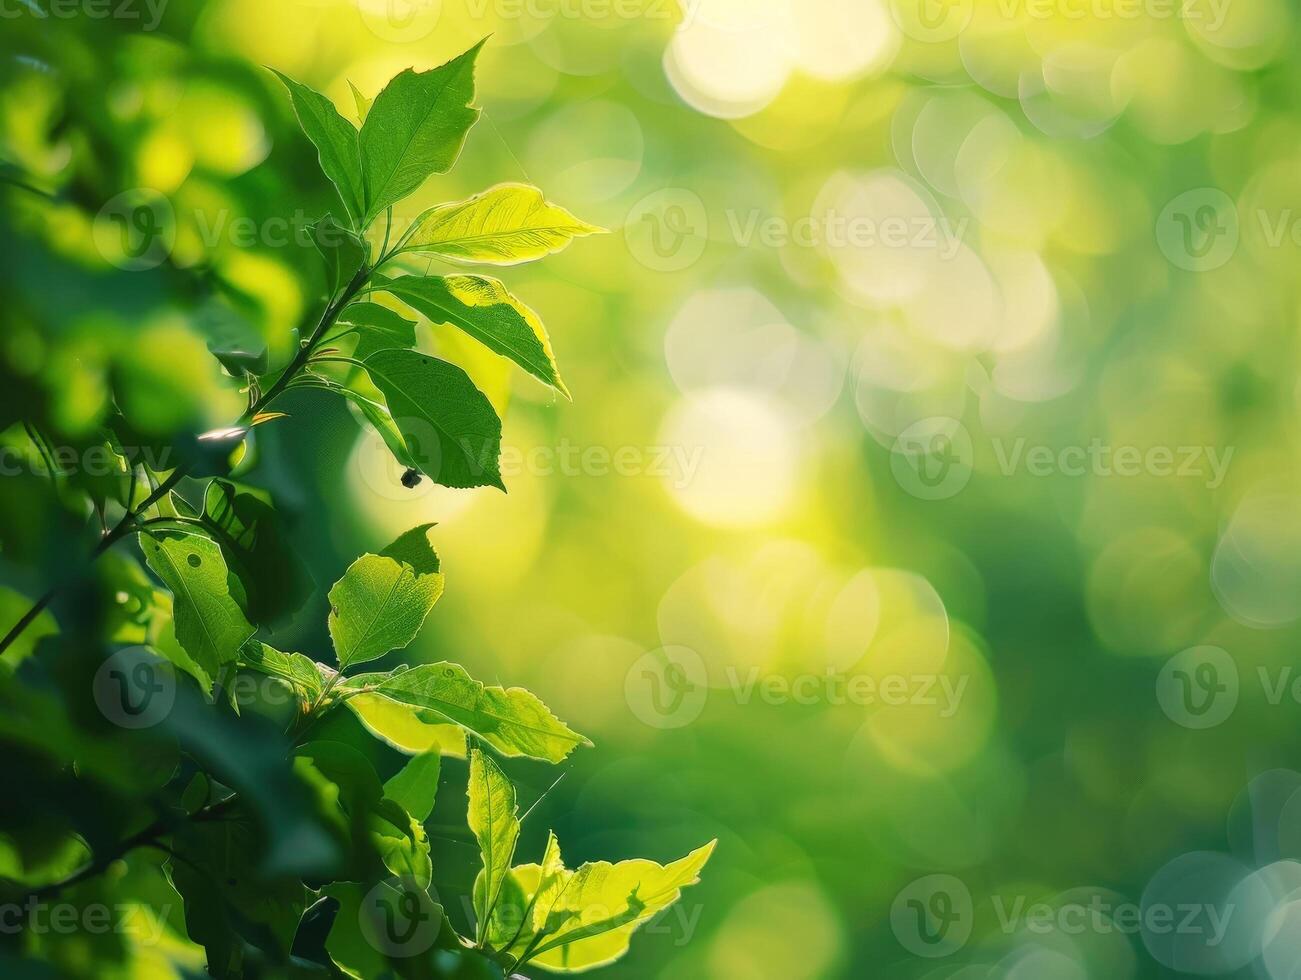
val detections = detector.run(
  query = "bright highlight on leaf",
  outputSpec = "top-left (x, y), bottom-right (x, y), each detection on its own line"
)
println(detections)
top-left (483, 833), bottom-right (717, 973)
top-left (402, 182), bottom-right (604, 266)
top-left (468, 748), bottom-right (520, 945)
top-left (362, 348), bottom-right (505, 490)
top-left (341, 661), bottom-right (591, 763)
top-left (269, 70), bottom-right (364, 227)
top-left (327, 524), bottom-right (444, 671)
top-left (358, 41), bottom-right (483, 226)
top-left (143, 530), bottom-right (254, 688)
top-left (377, 273), bottom-right (571, 398)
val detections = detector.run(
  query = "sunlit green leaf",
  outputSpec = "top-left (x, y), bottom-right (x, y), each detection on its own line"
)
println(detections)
top-left (238, 640), bottom-right (330, 700)
top-left (362, 349), bottom-right (504, 490)
top-left (527, 841), bottom-right (716, 972)
top-left (270, 70), bottom-right (364, 227)
top-left (468, 748), bottom-right (519, 944)
top-left (358, 41), bottom-right (483, 225)
top-left (376, 274), bottom-right (569, 398)
top-left (142, 530), bottom-right (254, 688)
top-left (384, 750), bottom-right (441, 822)
top-left (348, 80), bottom-right (373, 124)
top-left (345, 692), bottom-right (467, 757)
top-left (327, 524), bottom-right (444, 672)
top-left (402, 183), bottom-right (602, 266)
top-left (340, 661), bottom-right (590, 764)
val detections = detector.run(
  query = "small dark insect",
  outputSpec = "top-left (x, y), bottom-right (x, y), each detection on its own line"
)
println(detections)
top-left (401, 468), bottom-right (422, 489)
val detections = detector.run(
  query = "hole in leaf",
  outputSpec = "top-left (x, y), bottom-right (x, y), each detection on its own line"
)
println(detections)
top-left (187, 554), bottom-right (201, 568)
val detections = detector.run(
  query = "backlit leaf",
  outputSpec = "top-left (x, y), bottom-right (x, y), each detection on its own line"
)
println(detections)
top-left (468, 748), bottom-right (519, 944)
top-left (270, 71), bottom-right (364, 227)
top-left (376, 274), bottom-right (569, 398)
top-left (327, 524), bottom-right (444, 672)
top-left (358, 41), bottom-right (483, 225)
top-left (402, 183), bottom-right (602, 266)
top-left (142, 530), bottom-right (254, 688)
top-left (340, 661), bottom-right (590, 764)
top-left (363, 349), bottom-right (504, 490)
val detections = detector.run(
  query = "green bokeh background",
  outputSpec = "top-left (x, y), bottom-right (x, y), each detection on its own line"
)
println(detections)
top-left (5, 0), bottom-right (1301, 976)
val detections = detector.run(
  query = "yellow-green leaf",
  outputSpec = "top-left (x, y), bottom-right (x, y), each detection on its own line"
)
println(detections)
top-left (340, 661), bottom-right (590, 763)
top-left (467, 748), bottom-right (519, 944)
top-left (402, 183), bottom-right (602, 266)
top-left (376, 274), bottom-right (569, 398)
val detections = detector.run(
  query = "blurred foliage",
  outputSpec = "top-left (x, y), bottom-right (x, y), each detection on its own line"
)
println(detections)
top-left (5, 0), bottom-right (1301, 978)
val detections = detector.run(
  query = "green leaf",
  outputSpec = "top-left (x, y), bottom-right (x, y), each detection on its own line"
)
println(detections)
top-left (348, 80), bottom-right (373, 124)
top-left (401, 182), bottom-right (603, 266)
top-left (468, 748), bottom-right (520, 944)
top-left (346, 692), bottom-right (467, 756)
top-left (362, 349), bottom-right (504, 490)
top-left (526, 841), bottom-right (716, 972)
top-left (142, 530), bottom-right (255, 688)
top-left (339, 385), bottom-right (420, 472)
top-left (238, 640), bottom-right (331, 701)
top-left (310, 214), bottom-right (367, 296)
top-left (327, 524), bottom-right (445, 672)
top-left (340, 662), bottom-right (591, 764)
top-left (384, 750), bottom-right (441, 822)
top-left (203, 479), bottom-right (313, 628)
top-left (270, 70), bottom-right (364, 228)
top-left (376, 274), bottom-right (570, 398)
top-left (337, 302), bottom-right (417, 361)
top-left (358, 41), bottom-right (484, 224)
